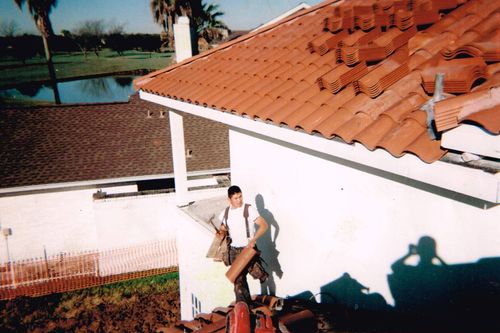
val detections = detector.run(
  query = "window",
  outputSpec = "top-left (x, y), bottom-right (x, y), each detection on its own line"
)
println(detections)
top-left (191, 293), bottom-right (202, 318)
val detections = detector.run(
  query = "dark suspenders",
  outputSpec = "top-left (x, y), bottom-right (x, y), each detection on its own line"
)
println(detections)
top-left (223, 204), bottom-right (251, 238)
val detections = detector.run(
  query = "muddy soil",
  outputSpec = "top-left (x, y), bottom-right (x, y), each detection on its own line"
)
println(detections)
top-left (0, 279), bottom-right (179, 332)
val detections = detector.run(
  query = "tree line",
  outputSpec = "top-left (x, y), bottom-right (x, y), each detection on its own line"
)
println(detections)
top-left (7, 0), bottom-right (227, 104)
top-left (0, 31), bottom-right (165, 64)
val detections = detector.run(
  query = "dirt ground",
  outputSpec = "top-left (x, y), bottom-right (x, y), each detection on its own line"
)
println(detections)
top-left (0, 278), bottom-right (180, 333)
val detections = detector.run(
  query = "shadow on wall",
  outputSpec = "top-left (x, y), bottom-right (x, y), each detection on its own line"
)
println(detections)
top-left (286, 235), bottom-right (500, 332)
top-left (388, 235), bottom-right (500, 332)
top-left (254, 194), bottom-right (283, 296)
top-left (319, 272), bottom-right (390, 311)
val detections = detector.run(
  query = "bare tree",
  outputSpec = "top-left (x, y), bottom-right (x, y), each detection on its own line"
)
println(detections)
top-left (106, 22), bottom-right (127, 56)
top-left (108, 22), bottom-right (126, 35)
top-left (0, 20), bottom-right (20, 37)
top-left (73, 19), bottom-right (106, 58)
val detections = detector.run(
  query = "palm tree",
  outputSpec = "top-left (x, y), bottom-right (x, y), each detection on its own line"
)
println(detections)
top-left (14, 0), bottom-right (61, 104)
top-left (197, 1), bottom-right (228, 43)
top-left (150, 0), bottom-right (203, 53)
top-left (150, 0), bottom-right (175, 48)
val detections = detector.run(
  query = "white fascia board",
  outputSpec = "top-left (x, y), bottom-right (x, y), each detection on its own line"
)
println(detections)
top-left (0, 168), bottom-right (230, 196)
top-left (252, 2), bottom-right (311, 31)
top-left (441, 124), bottom-right (500, 160)
top-left (140, 92), bottom-right (500, 203)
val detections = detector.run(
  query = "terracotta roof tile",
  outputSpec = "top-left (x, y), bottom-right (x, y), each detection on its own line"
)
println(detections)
top-left (406, 131), bottom-right (447, 162)
top-left (137, 0), bottom-right (499, 164)
top-left (434, 86), bottom-right (500, 132)
top-left (300, 84), bottom-right (357, 133)
top-left (387, 71), bottom-right (427, 97)
top-left (314, 107), bottom-right (356, 138)
top-left (255, 98), bottom-right (289, 121)
top-left (383, 93), bottom-right (427, 122)
top-left (377, 112), bottom-right (428, 157)
top-left (270, 100), bottom-right (304, 125)
top-left (462, 106), bottom-right (500, 134)
top-left (335, 112), bottom-right (374, 143)
top-left (280, 101), bottom-right (320, 129)
top-left (0, 95), bottom-right (229, 189)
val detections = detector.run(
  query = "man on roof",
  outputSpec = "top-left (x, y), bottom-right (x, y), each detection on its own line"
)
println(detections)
top-left (219, 185), bottom-right (269, 303)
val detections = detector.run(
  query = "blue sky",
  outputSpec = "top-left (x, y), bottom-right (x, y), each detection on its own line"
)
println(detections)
top-left (0, 0), bottom-right (323, 35)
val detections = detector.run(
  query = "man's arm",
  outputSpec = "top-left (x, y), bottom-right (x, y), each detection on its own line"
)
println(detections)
top-left (247, 216), bottom-right (268, 248)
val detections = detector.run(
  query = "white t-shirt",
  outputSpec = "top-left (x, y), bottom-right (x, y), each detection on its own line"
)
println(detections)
top-left (218, 204), bottom-right (260, 248)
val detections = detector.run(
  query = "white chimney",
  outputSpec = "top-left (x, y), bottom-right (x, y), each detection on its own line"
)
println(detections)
top-left (173, 16), bottom-right (193, 63)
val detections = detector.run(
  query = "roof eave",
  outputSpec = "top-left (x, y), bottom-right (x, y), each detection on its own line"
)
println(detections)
top-left (140, 91), bottom-right (500, 204)
top-left (0, 168), bottom-right (230, 196)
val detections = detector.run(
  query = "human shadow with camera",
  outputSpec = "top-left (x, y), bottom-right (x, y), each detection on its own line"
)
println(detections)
top-left (388, 235), bottom-right (500, 332)
top-left (254, 194), bottom-right (283, 296)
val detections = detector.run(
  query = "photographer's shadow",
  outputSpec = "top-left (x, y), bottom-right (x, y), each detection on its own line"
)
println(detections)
top-left (388, 235), bottom-right (500, 331)
top-left (389, 236), bottom-right (448, 314)
top-left (255, 194), bottom-right (283, 296)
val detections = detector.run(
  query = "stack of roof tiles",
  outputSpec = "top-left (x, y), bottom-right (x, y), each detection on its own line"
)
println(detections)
top-left (421, 57), bottom-right (487, 94)
top-left (136, 0), bottom-right (500, 164)
top-left (156, 296), bottom-right (332, 332)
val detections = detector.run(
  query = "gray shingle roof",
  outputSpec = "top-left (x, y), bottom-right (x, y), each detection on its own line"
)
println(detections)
top-left (0, 94), bottom-right (229, 189)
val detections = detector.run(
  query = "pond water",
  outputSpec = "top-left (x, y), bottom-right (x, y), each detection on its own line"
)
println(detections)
top-left (0, 75), bottom-right (137, 104)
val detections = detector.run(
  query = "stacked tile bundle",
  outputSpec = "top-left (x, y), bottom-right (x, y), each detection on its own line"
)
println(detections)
top-left (317, 62), bottom-right (368, 93)
top-left (421, 57), bottom-right (487, 94)
top-left (354, 47), bottom-right (410, 98)
top-left (441, 16), bottom-right (500, 62)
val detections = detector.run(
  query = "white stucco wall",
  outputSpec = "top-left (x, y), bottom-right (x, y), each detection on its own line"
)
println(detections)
top-left (176, 188), bottom-right (235, 320)
top-left (94, 192), bottom-right (180, 250)
top-left (177, 208), bottom-right (233, 319)
top-left (227, 129), bottom-right (500, 305)
top-left (0, 185), bottom-right (180, 263)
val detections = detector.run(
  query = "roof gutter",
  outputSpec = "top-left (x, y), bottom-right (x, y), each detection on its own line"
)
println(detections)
top-left (140, 91), bottom-right (500, 204)
top-left (0, 168), bottom-right (230, 196)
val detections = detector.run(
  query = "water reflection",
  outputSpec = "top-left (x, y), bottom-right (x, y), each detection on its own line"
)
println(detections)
top-left (16, 83), bottom-right (42, 97)
top-left (114, 76), bottom-right (133, 88)
top-left (78, 78), bottom-right (112, 98)
top-left (0, 75), bottom-right (136, 104)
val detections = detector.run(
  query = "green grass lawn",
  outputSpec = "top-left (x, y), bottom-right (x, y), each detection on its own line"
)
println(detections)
top-left (0, 48), bottom-right (173, 89)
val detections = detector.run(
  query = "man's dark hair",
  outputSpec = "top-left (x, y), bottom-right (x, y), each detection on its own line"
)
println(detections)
top-left (228, 185), bottom-right (242, 198)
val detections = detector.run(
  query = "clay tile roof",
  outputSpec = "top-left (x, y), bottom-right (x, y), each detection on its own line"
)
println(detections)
top-left (137, 0), bottom-right (500, 164)
top-left (0, 95), bottom-right (229, 189)
top-left (434, 86), bottom-right (500, 133)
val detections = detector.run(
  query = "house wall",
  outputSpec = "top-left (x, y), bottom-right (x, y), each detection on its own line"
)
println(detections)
top-left (177, 207), bottom-right (234, 319)
top-left (228, 129), bottom-right (500, 305)
top-left (0, 185), bottom-right (179, 263)
top-left (176, 188), bottom-right (234, 320)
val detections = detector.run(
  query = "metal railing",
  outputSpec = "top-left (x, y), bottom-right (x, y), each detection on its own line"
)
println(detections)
top-left (0, 239), bottom-right (178, 300)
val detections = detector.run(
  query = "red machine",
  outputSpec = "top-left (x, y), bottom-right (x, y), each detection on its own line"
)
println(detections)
top-left (227, 302), bottom-right (276, 333)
